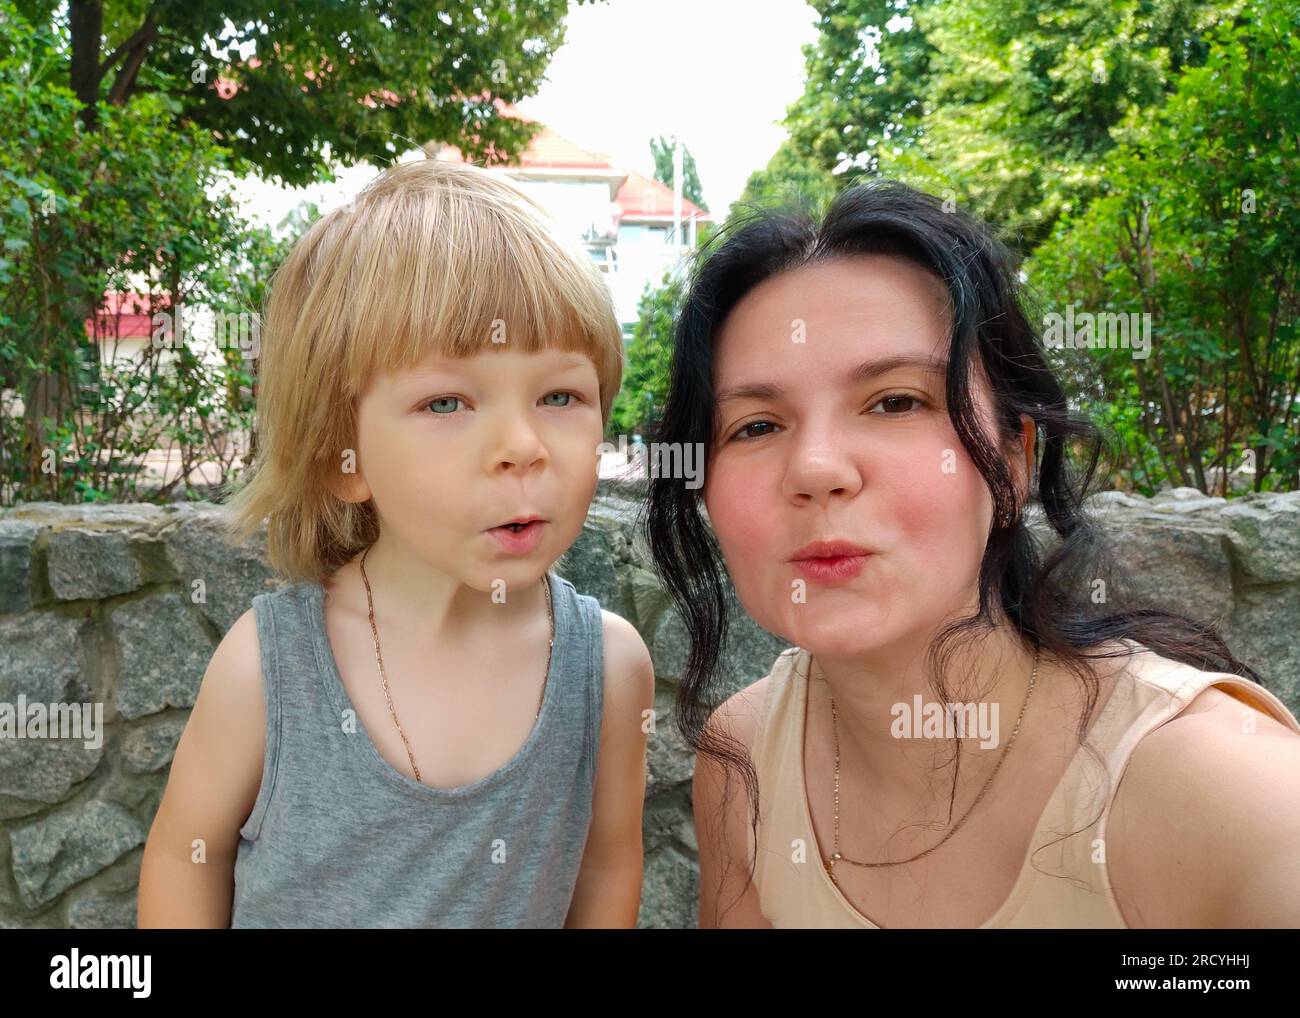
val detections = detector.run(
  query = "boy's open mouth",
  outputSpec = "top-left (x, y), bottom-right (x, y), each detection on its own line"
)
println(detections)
top-left (489, 516), bottom-right (545, 533)
top-left (486, 517), bottom-right (547, 554)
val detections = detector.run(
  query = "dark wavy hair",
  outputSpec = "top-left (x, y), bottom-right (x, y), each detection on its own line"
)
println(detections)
top-left (641, 178), bottom-right (1263, 922)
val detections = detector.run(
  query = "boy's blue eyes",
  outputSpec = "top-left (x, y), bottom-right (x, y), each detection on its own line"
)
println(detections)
top-left (423, 391), bottom-right (579, 415)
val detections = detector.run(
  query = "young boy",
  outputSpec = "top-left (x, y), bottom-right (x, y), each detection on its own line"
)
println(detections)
top-left (137, 157), bottom-right (654, 928)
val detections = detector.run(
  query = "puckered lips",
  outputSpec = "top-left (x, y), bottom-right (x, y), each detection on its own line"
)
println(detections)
top-left (789, 538), bottom-right (875, 584)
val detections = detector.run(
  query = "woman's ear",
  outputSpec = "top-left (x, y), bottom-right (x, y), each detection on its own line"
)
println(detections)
top-left (1012, 414), bottom-right (1035, 505)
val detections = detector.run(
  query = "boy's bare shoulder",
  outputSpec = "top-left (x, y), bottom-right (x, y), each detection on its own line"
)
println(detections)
top-left (145, 606), bottom-right (266, 866)
top-left (200, 607), bottom-right (265, 716)
top-left (599, 609), bottom-right (654, 708)
top-left (180, 606), bottom-right (266, 777)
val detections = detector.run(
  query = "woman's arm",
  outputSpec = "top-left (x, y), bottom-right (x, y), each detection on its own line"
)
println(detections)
top-left (693, 681), bottom-right (774, 928)
top-left (137, 608), bottom-right (266, 928)
top-left (563, 611), bottom-right (655, 928)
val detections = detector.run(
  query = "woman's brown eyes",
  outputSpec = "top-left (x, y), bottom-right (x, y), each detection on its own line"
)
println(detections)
top-left (869, 394), bottom-right (925, 415)
top-left (726, 394), bottom-right (927, 442)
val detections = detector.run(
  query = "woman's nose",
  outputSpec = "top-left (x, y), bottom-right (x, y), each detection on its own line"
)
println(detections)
top-left (781, 421), bottom-right (863, 505)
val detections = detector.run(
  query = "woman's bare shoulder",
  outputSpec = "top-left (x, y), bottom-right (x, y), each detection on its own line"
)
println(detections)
top-left (1107, 666), bottom-right (1300, 927)
top-left (692, 650), bottom-right (798, 929)
top-left (704, 647), bottom-right (803, 749)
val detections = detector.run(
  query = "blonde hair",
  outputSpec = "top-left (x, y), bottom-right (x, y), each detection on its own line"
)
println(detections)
top-left (222, 156), bottom-right (625, 585)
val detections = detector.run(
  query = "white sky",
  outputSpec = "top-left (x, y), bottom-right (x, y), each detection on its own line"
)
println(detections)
top-left (518, 0), bottom-right (820, 218)
top-left (230, 0), bottom-right (819, 230)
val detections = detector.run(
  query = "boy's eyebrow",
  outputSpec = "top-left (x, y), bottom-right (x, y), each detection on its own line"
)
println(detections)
top-left (401, 351), bottom-right (595, 381)
top-left (714, 355), bottom-right (949, 406)
top-left (545, 353), bottom-right (598, 371)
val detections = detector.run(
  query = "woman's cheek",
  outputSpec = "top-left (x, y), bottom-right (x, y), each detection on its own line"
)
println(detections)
top-left (707, 458), bottom-right (803, 639)
top-left (704, 458), bottom-right (775, 573)
top-left (885, 442), bottom-right (988, 581)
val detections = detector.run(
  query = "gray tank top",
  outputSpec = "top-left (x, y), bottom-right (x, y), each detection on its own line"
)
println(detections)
top-left (230, 569), bottom-right (604, 928)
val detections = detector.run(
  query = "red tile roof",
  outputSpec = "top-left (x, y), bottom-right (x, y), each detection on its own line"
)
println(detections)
top-left (440, 101), bottom-right (710, 220)
top-left (85, 292), bottom-right (164, 340)
top-left (615, 169), bottom-right (708, 220)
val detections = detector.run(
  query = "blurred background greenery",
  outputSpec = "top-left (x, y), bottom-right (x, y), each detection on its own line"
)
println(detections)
top-left (2, 0), bottom-right (1295, 503)
top-left (622, 0), bottom-right (1299, 496)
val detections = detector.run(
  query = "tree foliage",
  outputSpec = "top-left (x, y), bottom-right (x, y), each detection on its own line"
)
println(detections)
top-left (18, 0), bottom-right (591, 183)
top-left (705, 0), bottom-right (1300, 494)
top-left (0, 0), bottom-right (590, 503)
top-left (650, 134), bottom-right (707, 211)
top-left (784, 0), bottom-right (1243, 246)
top-left (1031, 3), bottom-right (1299, 492)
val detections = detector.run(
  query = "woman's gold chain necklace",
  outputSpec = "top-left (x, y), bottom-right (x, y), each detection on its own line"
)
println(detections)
top-left (822, 645), bottom-right (1039, 875)
top-left (358, 545), bottom-right (553, 784)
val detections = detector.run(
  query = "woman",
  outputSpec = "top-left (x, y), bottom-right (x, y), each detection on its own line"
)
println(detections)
top-left (644, 180), bottom-right (1300, 928)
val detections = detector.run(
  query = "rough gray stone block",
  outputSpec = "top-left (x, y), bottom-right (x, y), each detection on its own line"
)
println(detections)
top-left (162, 504), bottom-right (279, 634)
top-left (10, 799), bottom-right (146, 909)
top-left (0, 611), bottom-right (102, 811)
top-left (121, 711), bottom-right (189, 774)
top-left (0, 519), bottom-right (40, 615)
top-left (47, 529), bottom-right (141, 601)
top-left (111, 591), bottom-right (214, 721)
top-left (67, 892), bottom-right (138, 929)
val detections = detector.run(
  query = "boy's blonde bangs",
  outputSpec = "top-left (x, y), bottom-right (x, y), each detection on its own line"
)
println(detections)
top-left (223, 157), bottom-right (626, 584)
top-left (340, 162), bottom-right (624, 411)
top-left (298, 158), bottom-right (624, 413)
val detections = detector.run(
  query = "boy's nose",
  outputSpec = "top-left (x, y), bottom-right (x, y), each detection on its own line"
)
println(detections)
top-left (485, 414), bottom-right (548, 473)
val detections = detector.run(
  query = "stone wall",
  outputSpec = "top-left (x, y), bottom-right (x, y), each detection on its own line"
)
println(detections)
top-left (0, 485), bottom-right (1296, 928)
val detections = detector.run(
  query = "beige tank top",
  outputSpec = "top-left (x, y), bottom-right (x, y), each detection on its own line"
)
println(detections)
top-left (749, 640), bottom-right (1300, 928)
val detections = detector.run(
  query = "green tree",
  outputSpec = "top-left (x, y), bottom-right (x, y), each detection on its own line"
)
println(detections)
top-left (783, 0), bottom-right (1241, 247)
top-left (19, 0), bottom-right (593, 181)
top-left (1031, 1), bottom-right (1299, 494)
top-left (784, 0), bottom-right (936, 182)
top-left (735, 134), bottom-right (841, 222)
top-left (609, 270), bottom-right (685, 440)
top-left (650, 134), bottom-right (707, 211)
top-left (0, 0), bottom-right (594, 503)
top-left (0, 4), bottom-right (310, 503)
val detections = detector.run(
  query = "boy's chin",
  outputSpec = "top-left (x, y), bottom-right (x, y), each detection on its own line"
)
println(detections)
top-left (461, 563), bottom-right (553, 596)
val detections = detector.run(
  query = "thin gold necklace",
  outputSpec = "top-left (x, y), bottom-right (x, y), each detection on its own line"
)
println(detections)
top-left (821, 645), bottom-right (1039, 875)
top-left (358, 545), bottom-right (553, 784)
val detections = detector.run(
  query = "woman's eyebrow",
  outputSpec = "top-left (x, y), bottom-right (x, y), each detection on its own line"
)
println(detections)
top-left (714, 355), bottom-right (949, 406)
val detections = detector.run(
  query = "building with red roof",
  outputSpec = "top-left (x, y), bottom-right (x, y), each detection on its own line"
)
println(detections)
top-left (436, 102), bottom-right (711, 331)
top-left (87, 97), bottom-right (710, 346)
